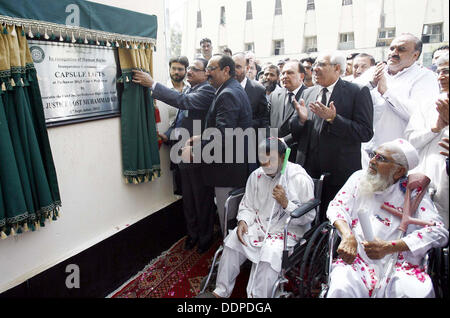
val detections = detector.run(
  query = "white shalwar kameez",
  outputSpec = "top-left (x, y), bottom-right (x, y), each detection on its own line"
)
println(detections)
top-left (405, 92), bottom-right (449, 228)
top-left (326, 170), bottom-right (448, 298)
top-left (361, 63), bottom-right (440, 170)
top-left (213, 162), bottom-right (315, 298)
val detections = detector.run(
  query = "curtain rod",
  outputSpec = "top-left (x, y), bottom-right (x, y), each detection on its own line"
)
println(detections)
top-left (0, 14), bottom-right (157, 49)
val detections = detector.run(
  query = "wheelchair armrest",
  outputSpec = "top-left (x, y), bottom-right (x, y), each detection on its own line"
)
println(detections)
top-left (290, 199), bottom-right (321, 219)
top-left (228, 187), bottom-right (245, 197)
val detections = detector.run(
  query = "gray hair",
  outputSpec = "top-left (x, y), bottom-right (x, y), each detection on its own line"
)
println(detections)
top-left (436, 51), bottom-right (449, 66)
top-left (317, 51), bottom-right (347, 75)
top-left (378, 142), bottom-right (409, 170)
top-left (328, 51), bottom-right (347, 75)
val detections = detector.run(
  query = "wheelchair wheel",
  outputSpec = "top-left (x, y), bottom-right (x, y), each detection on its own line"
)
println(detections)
top-left (297, 222), bottom-right (332, 298)
top-left (200, 270), bottom-right (217, 293)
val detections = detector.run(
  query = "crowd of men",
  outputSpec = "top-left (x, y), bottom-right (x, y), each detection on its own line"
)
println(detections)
top-left (132, 34), bottom-right (449, 298)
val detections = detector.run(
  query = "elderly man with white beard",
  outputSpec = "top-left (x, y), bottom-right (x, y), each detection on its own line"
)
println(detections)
top-left (326, 139), bottom-right (448, 298)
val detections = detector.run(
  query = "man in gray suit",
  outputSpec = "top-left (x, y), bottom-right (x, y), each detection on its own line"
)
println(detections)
top-left (269, 60), bottom-right (307, 161)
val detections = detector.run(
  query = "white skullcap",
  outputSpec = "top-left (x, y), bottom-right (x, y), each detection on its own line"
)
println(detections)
top-left (382, 138), bottom-right (419, 170)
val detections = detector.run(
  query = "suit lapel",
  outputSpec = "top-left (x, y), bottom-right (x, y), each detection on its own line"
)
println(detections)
top-left (329, 78), bottom-right (344, 112)
top-left (282, 85), bottom-right (305, 125)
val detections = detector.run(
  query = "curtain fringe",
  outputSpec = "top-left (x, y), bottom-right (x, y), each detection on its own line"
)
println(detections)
top-left (0, 205), bottom-right (61, 240)
top-left (123, 169), bottom-right (161, 185)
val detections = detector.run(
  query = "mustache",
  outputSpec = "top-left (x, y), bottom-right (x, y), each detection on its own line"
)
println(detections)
top-left (389, 55), bottom-right (400, 60)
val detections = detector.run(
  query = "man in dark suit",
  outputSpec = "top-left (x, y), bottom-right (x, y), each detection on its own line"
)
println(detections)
top-left (183, 54), bottom-right (253, 236)
top-left (269, 60), bottom-right (307, 161)
top-left (232, 52), bottom-right (269, 171)
top-left (132, 58), bottom-right (216, 253)
top-left (232, 52), bottom-right (269, 132)
top-left (290, 51), bottom-right (374, 222)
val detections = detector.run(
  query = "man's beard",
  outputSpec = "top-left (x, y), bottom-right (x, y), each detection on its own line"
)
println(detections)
top-left (170, 74), bottom-right (185, 83)
top-left (262, 80), bottom-right (277, 93)
top-left (359, 169), bottom-right (396, 197)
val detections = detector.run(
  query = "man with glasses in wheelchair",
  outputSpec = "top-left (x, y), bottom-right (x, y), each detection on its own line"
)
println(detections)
top-left (326, 139), bottom-right (448, 298)
top-left (197, 138), bottom-right (315, 298)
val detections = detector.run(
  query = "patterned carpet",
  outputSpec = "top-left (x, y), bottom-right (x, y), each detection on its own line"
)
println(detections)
top-left (109, 235), bottom-right (248, 298)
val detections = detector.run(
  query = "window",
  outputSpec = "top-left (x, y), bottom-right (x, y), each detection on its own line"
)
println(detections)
top-left (196, 10), bottom-right (202, 28)
top-left (220, 6), bottom-right (226, 25)
top-left (376, 28), bottom-right (395, 47)
top-left (245, 42), bottom-right (255, 52)
top-left (422, 23), bottom-right (443, 43)
top-left (338, 33), bottom-right (355, 50)
top-left (275, 0), bottom-right (282, 15)
top-left (246, 1), bottom-right (253, 20)
top-left (306, 0), bottom-right (315, 11)
top-left (342, 0), bottom-right (352, 5)
top-left (273, 40), bottom-right (284, 55)
top-left (304, 36), bottom-right (317, 53)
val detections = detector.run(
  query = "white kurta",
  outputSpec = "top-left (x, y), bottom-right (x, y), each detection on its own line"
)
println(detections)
top-left (362, 63), bottom-right (440, 169)
top-left (326, 170), bottom-right (448, 298)
top-left (224, 162), bottom-right (315, 273)
top-left (405, 92), bottom-right (449, 228)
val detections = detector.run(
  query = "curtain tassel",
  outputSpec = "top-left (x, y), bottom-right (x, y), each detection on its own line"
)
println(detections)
top-left (11, 25), bottom-right (17, 37)
top-left (125, 76), bottom-right (130, 83)
top-left (1, 82), bottom-right (6, 91)
top-left (10, 227), bottom-right (16, 236)
top-left (10, 78), bottom-right (16, 87)
top-left (1, 231), bottom-right (7, 240)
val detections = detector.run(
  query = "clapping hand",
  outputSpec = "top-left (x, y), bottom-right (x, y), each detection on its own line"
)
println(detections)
top-left (432, 98), bottom-right (449, 133)
top-left (310, 101), bottom-right (337, 122)
top-left (293, 98), bottom-right (308, 124)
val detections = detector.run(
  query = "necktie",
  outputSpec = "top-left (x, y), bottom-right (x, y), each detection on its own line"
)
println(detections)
top-left (288, 92), bottom-right (294, 105)
top-left (321, 87), bottom-right (328, 106)
top-left (283, 91), bottom-right (295, 120)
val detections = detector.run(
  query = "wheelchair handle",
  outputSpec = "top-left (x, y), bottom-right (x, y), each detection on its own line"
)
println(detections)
top-left (291, 199), bottom-right (321, 219)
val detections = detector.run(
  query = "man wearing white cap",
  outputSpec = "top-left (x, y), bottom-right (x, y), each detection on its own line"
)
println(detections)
top-left (326, 139), bottom-right (448, 298)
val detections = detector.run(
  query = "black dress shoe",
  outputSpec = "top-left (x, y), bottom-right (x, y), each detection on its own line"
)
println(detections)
top-left (197, 240), bottom-right (213, 254)
top-left (184, 237), bottom-right (197, 250)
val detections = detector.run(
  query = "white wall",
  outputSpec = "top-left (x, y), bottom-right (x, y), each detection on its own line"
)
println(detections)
top-left (0, 0), bottom-right (176, 294)
top-left (182, 0), bottom-right (449, 65)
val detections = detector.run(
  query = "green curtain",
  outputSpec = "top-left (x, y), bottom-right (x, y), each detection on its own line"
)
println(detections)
top-left (118, 44), bottom-right (160, 184)
top-left (0, 25), bottom-right (61, 239)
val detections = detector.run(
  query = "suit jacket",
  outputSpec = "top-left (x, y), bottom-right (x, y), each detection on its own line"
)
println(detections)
top-left (201, 78), bottom-right (253, 187)
top-left (153, 81), bottom-right (215, 138)
top-left (269, 84), bottom-right (306, 140)
top-left (244, 78), bottom-right (269, 130)
top-left (290, 78), bottom-right (374, 186)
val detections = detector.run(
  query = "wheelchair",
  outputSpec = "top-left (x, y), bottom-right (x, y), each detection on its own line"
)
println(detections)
top-left (199, 173), bottom-right (334, 298)
top-left (315, 186), bottom-right (448, 299)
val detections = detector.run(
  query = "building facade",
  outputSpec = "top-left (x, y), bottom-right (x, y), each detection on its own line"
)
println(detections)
top-left (181, 0), bottom-right (449, 66)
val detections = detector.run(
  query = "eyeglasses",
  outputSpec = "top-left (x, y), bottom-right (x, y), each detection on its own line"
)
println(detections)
top-left (368, 151), bottom-right (400, 165)
top-left (206, 66), bottom-right (219, 72)
top-left (187, 66), bottom-right (205, 72)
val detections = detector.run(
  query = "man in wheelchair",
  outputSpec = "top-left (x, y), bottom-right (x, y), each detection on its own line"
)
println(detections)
top-left (327, 138), bottom-right (448, 298)
top-left (199, 138), bottom-right (315, 298)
